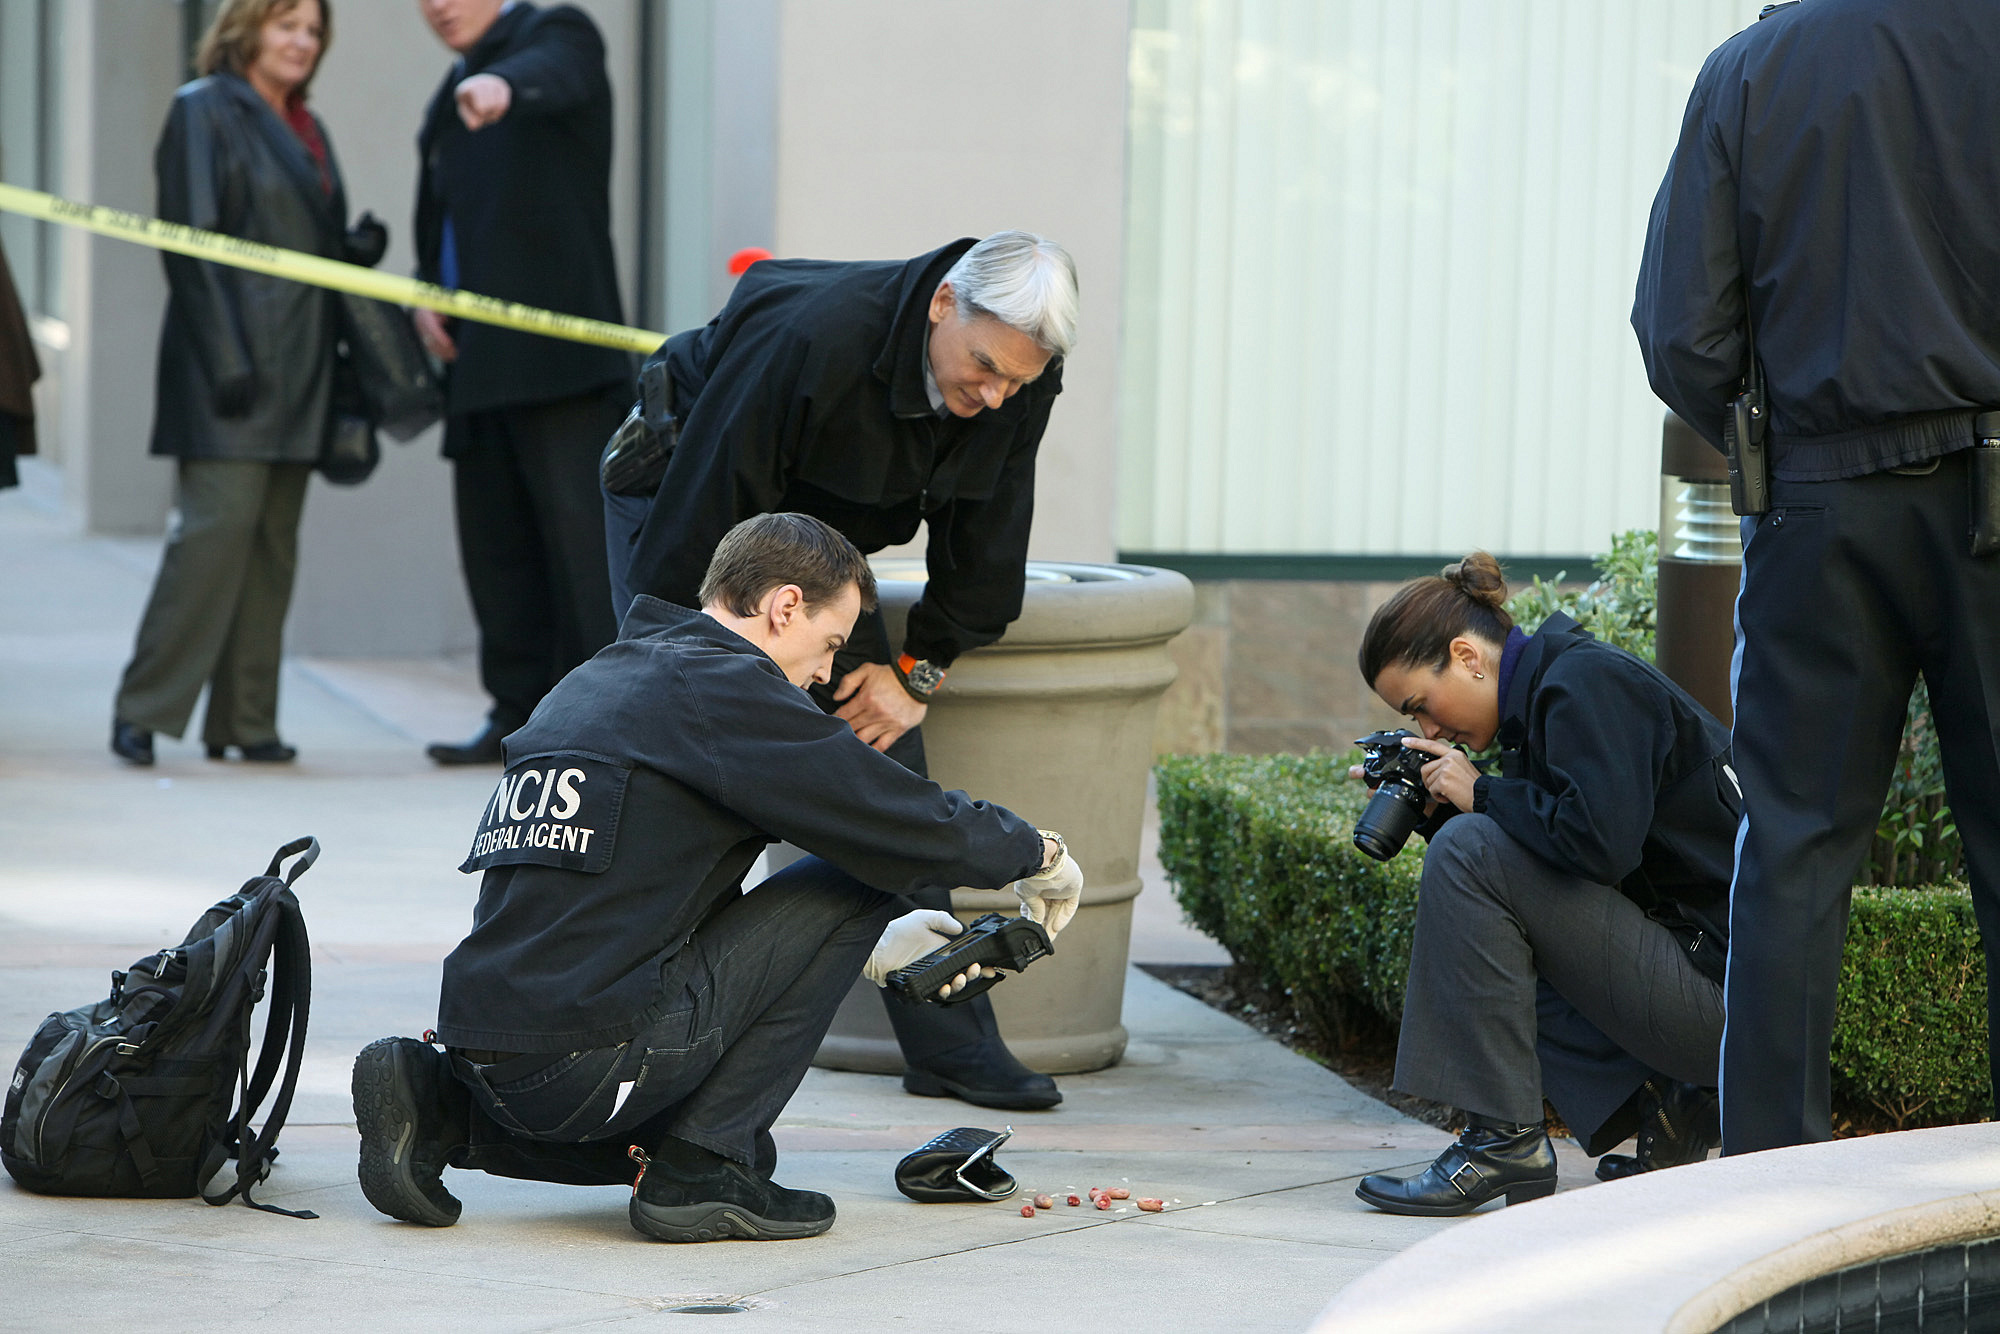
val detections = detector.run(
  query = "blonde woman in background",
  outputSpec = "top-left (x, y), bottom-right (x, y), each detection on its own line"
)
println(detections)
top-left (111, 0), bottom-right (385, 766)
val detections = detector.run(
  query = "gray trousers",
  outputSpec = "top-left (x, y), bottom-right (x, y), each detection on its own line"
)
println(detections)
top-left (1393, 814), bottom-right (1724, 1141)
top-left (115, 460), bottom-right (312, 745)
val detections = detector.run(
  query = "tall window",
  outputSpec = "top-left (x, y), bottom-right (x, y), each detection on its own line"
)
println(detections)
top-left (1119, 0), bottom-right (1755, 563)
top-left (0, 0), bottom-right (64, 320)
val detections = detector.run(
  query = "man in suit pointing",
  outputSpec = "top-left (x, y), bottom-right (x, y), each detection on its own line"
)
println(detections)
top-left (414, 0), bottom-right (630, 764)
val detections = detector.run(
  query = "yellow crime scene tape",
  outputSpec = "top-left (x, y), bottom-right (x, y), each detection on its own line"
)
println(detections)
top-left (0, 181), bottom-right (668, 355)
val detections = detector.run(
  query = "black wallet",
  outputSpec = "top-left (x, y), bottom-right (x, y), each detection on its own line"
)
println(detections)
top-left (893, 1125), bottom-right (1016, 1202)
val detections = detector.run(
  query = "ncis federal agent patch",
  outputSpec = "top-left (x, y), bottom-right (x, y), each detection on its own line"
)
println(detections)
top-left (461, 754), bottom-right (629, 874)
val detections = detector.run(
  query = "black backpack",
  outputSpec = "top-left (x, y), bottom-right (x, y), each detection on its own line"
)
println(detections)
top-left (1, 837), bottom-right (317, 1218)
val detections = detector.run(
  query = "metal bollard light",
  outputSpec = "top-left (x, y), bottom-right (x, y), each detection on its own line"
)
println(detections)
top-left (1656, 411), bottom-right (1743, 725)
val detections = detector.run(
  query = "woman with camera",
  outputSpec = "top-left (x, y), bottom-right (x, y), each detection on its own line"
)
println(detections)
top-left (1349, 553), bottom-right (1738, 1216)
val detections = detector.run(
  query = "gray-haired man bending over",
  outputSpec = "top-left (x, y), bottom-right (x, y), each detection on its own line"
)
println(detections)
top-left (352, 513), bottom-right (1083, 1242)
top-left (601, 231), bottom-right (1080, 1112)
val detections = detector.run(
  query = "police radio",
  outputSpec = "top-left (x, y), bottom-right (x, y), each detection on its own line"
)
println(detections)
top-left (1725, 317), bottom-right (1771, 517)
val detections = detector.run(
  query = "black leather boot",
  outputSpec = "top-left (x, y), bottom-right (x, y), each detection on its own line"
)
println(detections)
top-left (1596, 1079), bottom-right (1719, 1181)
top-left (426, 722), bottom-right (508, 766)
top-left (903, 1034), bottom-right (1061, 1111)
top-left (1355, 1115), bottom-right (1557, 1216)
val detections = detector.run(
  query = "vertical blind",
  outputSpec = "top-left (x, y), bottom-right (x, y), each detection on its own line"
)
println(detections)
top-left (0, 0), bottom-right (64, 320)
top-left (1120, 0), bottom-right (1756, 558)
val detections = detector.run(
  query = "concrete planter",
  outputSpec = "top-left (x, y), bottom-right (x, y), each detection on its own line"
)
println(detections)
top-left (813, 559), bottom-right (1195, 1075)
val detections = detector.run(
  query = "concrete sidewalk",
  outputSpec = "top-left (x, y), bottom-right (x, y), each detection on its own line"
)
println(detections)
top-left (0, 484), bottom-right (1594, 1331)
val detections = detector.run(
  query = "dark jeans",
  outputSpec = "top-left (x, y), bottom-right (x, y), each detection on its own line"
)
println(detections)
top-left (1393, 814), bottom-right (1724, 1145)
top-left (1725, 450), bottom-right (2000, 1153)
top-left (451, 854), bottom-right (896, 1178)
top-left (449, 384), bottom-right (625, 731)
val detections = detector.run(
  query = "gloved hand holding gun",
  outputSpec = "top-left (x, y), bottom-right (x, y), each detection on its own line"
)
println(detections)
top-left (866, 910), bottom-right (985, 999)
top-left (864, 831), bottom-right (1085, 1004)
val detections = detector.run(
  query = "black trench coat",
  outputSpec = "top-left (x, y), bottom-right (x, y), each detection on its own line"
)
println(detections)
top-left (150, 73), bottom-right (347, 463)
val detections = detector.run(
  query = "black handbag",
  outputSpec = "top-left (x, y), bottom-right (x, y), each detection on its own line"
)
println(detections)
top-left (317, 352), bottom-right (379, 485)
top-left (894, 1126), bottom-right (1016, 1203)
top-left (337, 293), bottom-right (441, 442)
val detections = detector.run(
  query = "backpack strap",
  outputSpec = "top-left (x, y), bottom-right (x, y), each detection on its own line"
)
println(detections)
top-left (202, 880), bottom-right (317, 1219)
top-left (95, 1072), bottom-right (166, 1191)
top-left (265, 836), bottom-right (320, 886)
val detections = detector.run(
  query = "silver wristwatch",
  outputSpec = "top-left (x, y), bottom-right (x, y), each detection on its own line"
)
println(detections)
top-left (895, 652), bottom-right (946, 702)
top-left (1033, 829), bottom-right (1068, 877)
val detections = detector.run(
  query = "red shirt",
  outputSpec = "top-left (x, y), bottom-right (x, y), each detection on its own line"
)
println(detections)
top-left (282, 93), bottom-right (331, 196)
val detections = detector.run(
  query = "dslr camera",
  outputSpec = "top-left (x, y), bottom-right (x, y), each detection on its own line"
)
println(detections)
top-left (1353, 728), bottom-right (1432, 861)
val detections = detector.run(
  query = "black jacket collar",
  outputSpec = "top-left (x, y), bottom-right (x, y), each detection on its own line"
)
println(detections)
top-left (462, 2), bottom-right (535, 73)
top-left (1494, 612), bottom-right (1588, 752)
top-left (617, 595), bottom-right (788, 678)
top-left (874, 239), bottom-right (977, 419)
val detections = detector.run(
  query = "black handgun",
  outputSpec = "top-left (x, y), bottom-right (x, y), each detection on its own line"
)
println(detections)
top-left (887, 913), bottom-right (1053, 1007)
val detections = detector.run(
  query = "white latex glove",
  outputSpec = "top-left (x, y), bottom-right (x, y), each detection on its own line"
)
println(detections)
top-left (1013, 841), bottom-right (1085, 939)
top-left (864, 909), bottom-right (968, 989)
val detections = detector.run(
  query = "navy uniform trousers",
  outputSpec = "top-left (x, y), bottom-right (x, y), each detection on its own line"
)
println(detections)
top-left (1724, 448), bottom-right (2000, 1153)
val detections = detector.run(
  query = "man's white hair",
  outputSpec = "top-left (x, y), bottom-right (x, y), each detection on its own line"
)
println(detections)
top-left (941, 230), bottom-right (1079, 358)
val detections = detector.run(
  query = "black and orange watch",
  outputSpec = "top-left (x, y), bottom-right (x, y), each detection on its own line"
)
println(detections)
top-left (894, 652), bottom-right (946, 702)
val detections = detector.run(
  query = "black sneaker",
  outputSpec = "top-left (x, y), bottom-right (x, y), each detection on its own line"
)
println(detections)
top-left (1596, 1079), bottom-right (1720, 1181)
top-left (630, 1141), bottom-right (835, 1242)
top-left (352, 1036), bottom-right (467, 1227)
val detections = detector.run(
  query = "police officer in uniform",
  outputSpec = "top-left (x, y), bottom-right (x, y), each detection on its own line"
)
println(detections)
top-left (601, 230), bottom-right (1079, 1111)
top-left (1634, 0), bottom-right (2000, 1153)
top-left (352, 513), bottom-right (1084, 1242)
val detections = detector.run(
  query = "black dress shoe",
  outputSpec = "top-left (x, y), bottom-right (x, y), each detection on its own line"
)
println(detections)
top-left (111, 719), bottom-right (155, 766)
top-left (1596, 1079), bottom-right (1719, 1182)
top-left (426, 723), bottom-right (507, 766)
top-left (1355, 1118), bottom-right (1557, 1216)
top-left (206, 740), bottom-right (298, 763)
top-left (903, 1036), bottom-right (1062, 1111)
top-left (630, 1136), bottom-right (835, 1242)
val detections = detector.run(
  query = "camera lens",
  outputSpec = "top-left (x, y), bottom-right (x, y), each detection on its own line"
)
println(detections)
top-left (1353, 778), bottom-right (1428, 861)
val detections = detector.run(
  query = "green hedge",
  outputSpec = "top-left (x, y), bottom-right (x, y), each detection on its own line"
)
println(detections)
top-left (1156, 751), bottom-right (1992, 1131)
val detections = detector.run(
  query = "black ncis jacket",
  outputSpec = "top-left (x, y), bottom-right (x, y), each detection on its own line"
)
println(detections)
top-left (1469, 615), bottom-right (1738, 977)
top-left (1633, 0), bottom-right (2000, 480)
top-left (623, 241), bottom-right (1064, 668)
top-left (435, 597), bottom-right (1045, 1051)
top-left (415, 2), bottom-right (629, 423)
top-left (152, 75), bottom-right (350, 462)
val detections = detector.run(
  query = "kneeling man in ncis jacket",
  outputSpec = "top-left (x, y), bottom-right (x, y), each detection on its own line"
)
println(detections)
top-left (351, 512), bottom-right (1083, 1242)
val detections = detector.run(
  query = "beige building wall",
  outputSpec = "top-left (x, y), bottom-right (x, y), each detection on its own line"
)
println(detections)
top-left (767, 0), bottom-right (1131, 564)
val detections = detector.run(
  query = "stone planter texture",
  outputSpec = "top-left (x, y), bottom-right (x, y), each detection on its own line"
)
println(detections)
top-left (813, 559), bottom-right (1194, 1075)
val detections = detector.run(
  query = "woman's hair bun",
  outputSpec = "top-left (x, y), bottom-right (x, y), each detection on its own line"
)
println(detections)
top-left (1441, 551), bottom-right (1509, 609)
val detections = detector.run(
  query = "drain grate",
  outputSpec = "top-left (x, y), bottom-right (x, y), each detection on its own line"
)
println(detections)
top-left (651, 1294), bottom-right (769, 1316)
